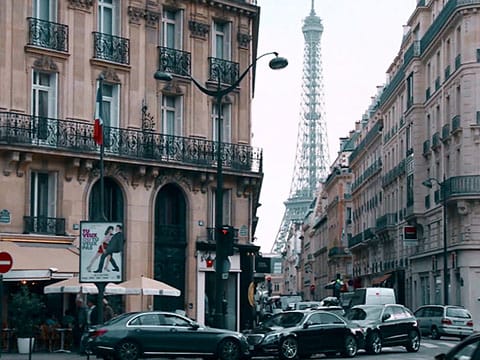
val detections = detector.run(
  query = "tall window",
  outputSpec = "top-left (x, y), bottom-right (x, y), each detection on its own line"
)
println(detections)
top-left (210, 189), bottom-right (232, 226)
top-left (30, 171), bottom-right (57, 219)
top-left (212, 21), bottom-right (231, 60)
top-left (100, 82), bottom-right (120, 129)
top-left (32, 70), bottom-right (57, 141)
top-left (212, 102), bottom-right (231, 143)
top-left (98, 0), bottom-right (119, 35)
top-left (162, 9), bottom-right (183, 49)
top-left (32, 70), bottom-right (57, 119)
top-left (33, 0), bottom-right (56, 21)
top-left (161, 95), bottom-right (183, 136)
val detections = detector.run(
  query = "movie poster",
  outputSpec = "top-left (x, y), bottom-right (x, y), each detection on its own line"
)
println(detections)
top-left (79, 221), bottom-right (124, 283)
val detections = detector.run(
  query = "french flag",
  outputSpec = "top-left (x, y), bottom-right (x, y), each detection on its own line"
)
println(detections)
top-left (93, 86), bottom-right (103, 146)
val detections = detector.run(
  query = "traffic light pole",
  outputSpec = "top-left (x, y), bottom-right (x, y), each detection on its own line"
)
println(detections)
top-left (213, 91), bottom-right (227, 330)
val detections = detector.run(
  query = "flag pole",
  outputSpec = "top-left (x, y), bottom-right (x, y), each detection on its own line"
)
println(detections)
top-left (97, 74), bottom-right (107, 222)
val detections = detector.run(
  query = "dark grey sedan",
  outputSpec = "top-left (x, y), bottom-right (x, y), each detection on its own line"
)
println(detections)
top-left (87, 311), bottom-right (251, 360)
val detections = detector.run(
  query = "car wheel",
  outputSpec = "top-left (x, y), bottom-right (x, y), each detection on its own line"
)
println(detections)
top-left (366, 332), bottom-right (382, 355)
top-left (342, 335), bottom-right (358, 358)
top-left (116, 341), bottom-right (140, 360)
top-left (279, 336), bottom-right (299, 360)
top-left (406, 330), bottom-right (420, 352)
top-left (431, 326), bottom-right (440, 340)
top-left (217, 338), bottom-right (241, 360)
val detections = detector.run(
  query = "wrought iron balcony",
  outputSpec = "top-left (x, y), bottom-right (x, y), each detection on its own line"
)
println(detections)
top-left (443, 175), bottom-right (480, 199)
top-left (442, 123), bottom-right (451, 141)
top-left (328, 246), bottom-right (350, 258)
top-left (208, 57), bottom-right (239, 86)
top-left (0, 111), bottom-right (261, 173)
top-left (23, 216), bottom-right (66, 235)
top-left (27, 18), bottom-right (68, 52)
top-left (158, 46), bottom-right (191, 77)
top-left (423, 139), bottom-right (431, 155)
top-left (431, 132), bottom-right (441, 149)
top-left (376, 213), bottom-right (397, 232)
top-left (93, 32), bottom-right (129, 65)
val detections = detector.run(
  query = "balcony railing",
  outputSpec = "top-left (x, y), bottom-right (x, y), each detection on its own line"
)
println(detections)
top-left (443, 175), bottom-right (480, 199)
top-left (432, 132), bottom-right (441, 149)
top-left (23, 216), bottom-right (66, 235)
top-left (27, 17), bottom-right (68, 52)
top-left (208, 57), bottom-right (239, 86)
top-left (376, 213), bottom-right (397, 232)
top-left (423, 139), bottom-right (431, 155)
top-left (452, 115), bottom-right (461, 132)
top-left (158, 46), bottom-right (191, 77)
top-left (328, 246), bottom-right (350, 257)
top-left (93, 32), bottom-right (129, 65)
top-left (0, 111), bottom-right (262, 173)
top-left (442, 123), bottom-right (451, 141)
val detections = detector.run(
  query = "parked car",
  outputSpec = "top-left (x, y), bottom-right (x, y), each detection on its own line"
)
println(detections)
top-left (435, 333), bottom-right (480, 360)
top-left (292, 301), bottom-right (322, 310)
top-left (414, 305), bottom-right (474, 340)
top-left (86, 311), bottom-right (251, 360)
top-left (243, 309), bottom-right (365, 359)
top-left (345, 304), bottom-right (420, 354)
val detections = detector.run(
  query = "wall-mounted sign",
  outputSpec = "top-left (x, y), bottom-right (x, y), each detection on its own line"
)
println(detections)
top-left (404, 226), bottom-right (418, 245)
top-left (0, 209), bottom-right (11, 224)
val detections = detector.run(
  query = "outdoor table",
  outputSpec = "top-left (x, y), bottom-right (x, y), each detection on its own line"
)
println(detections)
top-left (54, 328), bottom-right (71, 353)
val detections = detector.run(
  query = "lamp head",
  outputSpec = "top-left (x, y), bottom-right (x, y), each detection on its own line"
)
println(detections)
top-left (422, 179), bottom-right (433, 188)
top-left (154, 70), bottom-right (173, 81)
top-left (269, 56), bottom-right (288, 70)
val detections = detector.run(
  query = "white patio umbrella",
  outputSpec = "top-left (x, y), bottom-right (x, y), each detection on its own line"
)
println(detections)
top-left (43, 276), bottom-right (125, 295)
top-left (116, 275), bottom-right (181, 296)
top-left (116, 275), bottom-right (181, 310)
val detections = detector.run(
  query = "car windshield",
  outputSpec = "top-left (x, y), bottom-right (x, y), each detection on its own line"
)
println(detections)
top-left (346, 307), bottom-right (383, 321)
top-left (447, 307), bottom-right (471, 319)
top-left (262, 312), bottom-right (305, 328)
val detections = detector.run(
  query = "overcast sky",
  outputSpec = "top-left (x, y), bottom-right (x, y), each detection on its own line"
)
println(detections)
top-left (251, 0), bottom-right (417, 253)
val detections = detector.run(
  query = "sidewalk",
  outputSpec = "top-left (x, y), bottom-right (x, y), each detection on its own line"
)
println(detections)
top-left (1, 352), bottom-right (87, 360)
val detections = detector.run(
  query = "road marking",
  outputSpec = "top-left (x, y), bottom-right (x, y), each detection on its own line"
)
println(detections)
top-left (421, 342), bottom-right (439, 348)
top-left (437, 341), bottom-right (456, 348)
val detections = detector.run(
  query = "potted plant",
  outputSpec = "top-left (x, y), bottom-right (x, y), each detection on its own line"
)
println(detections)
top-left (9, 285), bottom-right (45, 353)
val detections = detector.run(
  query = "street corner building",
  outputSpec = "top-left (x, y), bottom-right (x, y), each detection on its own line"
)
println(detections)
top-left (0, 0), bottom-right (264, 331)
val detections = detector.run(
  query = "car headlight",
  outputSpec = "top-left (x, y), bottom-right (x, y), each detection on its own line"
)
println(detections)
top-left (263, 333), bottom-right (281, 344)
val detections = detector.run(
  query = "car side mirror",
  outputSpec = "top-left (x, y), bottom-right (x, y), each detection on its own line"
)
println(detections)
top-left (190, 322), bottom-right (200, 330)
top-left (303, 322), bottom-right (311, 329)
top-left (382, 314), bottom-right (391, 322)
top-left (434, 353), bottom-right (446, 360)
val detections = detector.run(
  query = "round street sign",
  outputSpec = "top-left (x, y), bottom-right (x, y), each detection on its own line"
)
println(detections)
top-left (0, 251), bottom-right (13, 274)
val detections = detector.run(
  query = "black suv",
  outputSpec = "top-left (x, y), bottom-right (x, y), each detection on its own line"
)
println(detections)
top-left (345, 304), bottom-right (421, 354)
top-left (243, 310), bottom-right (365, 359)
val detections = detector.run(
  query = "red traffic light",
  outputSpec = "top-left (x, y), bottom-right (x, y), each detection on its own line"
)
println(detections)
top-left (206, 258), bottom-right (214, 268)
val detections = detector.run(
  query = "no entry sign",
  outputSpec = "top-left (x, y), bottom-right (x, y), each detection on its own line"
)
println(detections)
top-left (0, 252), bottom-right (13, 273)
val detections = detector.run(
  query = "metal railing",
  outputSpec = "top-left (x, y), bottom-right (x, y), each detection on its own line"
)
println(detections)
top-left (158, 46), bottom-right (191, 77)
top-left (93, 32), bottom-right (129, 65)
top-left (0, 111), bottom-right (262, 173)
top-left (23, 216), bottom-right (66, 235)
top-left (27, 17), bottom-right (68, 52)
top-left (208, 57), bottom-right (240, 86)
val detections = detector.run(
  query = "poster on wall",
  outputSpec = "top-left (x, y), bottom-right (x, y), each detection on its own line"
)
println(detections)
top-left (80, 221), bottom-right (124, 283)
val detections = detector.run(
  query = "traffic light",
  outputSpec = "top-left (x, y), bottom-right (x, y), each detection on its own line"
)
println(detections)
top-left (218, 225), bottom-right (235, 256)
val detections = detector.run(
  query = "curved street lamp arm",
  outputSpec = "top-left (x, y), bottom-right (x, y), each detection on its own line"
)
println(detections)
top-left (189, 51), bottom-right (280, 97)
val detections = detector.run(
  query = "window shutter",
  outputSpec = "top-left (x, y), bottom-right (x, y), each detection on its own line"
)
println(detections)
top-left (175, 96), bottom-right (183, 136)
top-left (225, 22), bottom-right (231, 60)
top-left (175, 9), bottom-right (183, 49)
top-left (223, 104), bottom-right (231, 143)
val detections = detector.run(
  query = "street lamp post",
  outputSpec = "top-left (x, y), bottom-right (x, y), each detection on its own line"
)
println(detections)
top-left (155, 52), bottom-right (287, 328)
top-left (422, 176), bottom-right (448, 305)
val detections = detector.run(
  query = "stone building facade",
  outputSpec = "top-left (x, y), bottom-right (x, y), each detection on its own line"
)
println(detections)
top-left (0, 0), bottom-right (264, 331)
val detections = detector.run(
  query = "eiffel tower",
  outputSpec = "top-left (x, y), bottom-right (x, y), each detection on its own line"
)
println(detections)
top-left (271, 0), bottom-right (330, 253)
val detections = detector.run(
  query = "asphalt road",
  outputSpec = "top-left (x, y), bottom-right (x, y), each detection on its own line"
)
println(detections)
top-left (0, 337), bottom-right (461, 360)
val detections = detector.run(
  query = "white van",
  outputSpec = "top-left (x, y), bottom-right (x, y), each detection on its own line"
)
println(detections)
top-left (348, 287), bottom-right (396, 307)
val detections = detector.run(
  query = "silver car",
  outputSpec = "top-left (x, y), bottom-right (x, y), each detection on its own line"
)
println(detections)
top-left (414, 305), bottom-right (474, 339)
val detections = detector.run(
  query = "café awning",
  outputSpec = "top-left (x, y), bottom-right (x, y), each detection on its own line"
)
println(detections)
top-left (0, 241), bottom-right (79, 281)
top-left (372, 273), bottom-right (392, 286)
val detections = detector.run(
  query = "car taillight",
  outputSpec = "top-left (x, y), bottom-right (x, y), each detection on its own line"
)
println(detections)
top-left (441, 318), bottom-right (452, 325)
top-left (91, 328), bottom-right (108, 338)
top-left (467, 320), bottom-right (474, 327)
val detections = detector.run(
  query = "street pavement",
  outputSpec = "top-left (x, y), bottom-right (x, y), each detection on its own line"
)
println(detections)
top-left (0, 338), bottom-right (460, 360)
